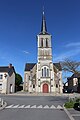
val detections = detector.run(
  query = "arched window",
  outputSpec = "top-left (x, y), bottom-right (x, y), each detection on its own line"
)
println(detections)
top-left (41, 38), bottom-right (43, 47)
top-left (41, 67), bottom-right (49, 77)
top-left (42, 69), bottom-right (43, 77)
top-left (46, 38), bottom-right (48, 47)
top-left (44, 67), bottom-right (46, 77)
top-left (47, 69), bottom-right (49, 77)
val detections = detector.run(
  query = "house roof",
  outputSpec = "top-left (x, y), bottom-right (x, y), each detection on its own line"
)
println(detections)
top-left (71, 73), bottom-right (80, 78)
top-left (25, 63), bottom-right (62, 71)
top-left (53, 63), bottom-right (62, 71)
top-left (67, 73), bottom-right (80, 80)
top-left (24, 63), bottom-right (36, 71)
top-left (0, 66), bottom-right (15, 76)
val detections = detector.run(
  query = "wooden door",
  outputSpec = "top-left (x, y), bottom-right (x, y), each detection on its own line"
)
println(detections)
top-left (43, 84), bottom-right (49, 93)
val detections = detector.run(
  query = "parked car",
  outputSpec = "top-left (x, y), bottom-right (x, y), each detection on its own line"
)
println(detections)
top-left (74, 102), bottom-right (80, 111)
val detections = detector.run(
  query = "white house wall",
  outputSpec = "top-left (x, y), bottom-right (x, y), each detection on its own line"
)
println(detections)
top-left (7, 73), bottom-right (15, 94)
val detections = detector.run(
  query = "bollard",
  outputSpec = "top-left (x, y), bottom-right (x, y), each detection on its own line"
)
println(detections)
top-left (1, 99), bottom-right (4, 106)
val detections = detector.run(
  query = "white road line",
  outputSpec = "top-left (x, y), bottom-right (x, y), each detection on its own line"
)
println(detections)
top-left (12, 105), bottom-right (19, 108)
top-left (31, 105), bottom-right (36, 108)
top-left (44, 105), bottom-right (49, 109)
top-left (5, 104), bottom-right (14, 108)
top-left (18, 105), bottom-right (25, 108)
top-left (50, 105), bottom-right (56, 109)
top-left (37, 105), bottom-right (43, 108)
top-left (57, 105), bottom-right (63, 109)
top-left (5, 104), bottom-right (63, 109)
top-left (72, 114), bottom-right (80, 116)
top-left (24, 105), bottom-right (30, 108)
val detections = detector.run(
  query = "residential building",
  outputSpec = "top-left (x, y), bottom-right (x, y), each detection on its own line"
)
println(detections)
top-left (67, 73), bottom-right (80, 92)
top-left (0, 64), bottom-right (15, 94)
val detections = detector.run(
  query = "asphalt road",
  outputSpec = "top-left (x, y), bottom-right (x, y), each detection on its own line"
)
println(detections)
top-left (0, 95), bottom-right (71, 120)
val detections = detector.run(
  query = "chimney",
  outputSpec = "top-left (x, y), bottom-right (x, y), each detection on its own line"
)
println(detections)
top-left (9, 63), bottom-right (12, 68)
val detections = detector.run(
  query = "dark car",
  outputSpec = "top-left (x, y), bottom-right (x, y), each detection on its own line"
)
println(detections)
top-left (74, 102), bottom-right (80, 111)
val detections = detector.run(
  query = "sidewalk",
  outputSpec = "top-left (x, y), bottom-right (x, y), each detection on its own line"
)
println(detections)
top-left (7, 91), bottom-right (80, 97)
top-left (66, 108), bottom-right (80, 120)
top-left (7, 91), bottom-right (67, 96)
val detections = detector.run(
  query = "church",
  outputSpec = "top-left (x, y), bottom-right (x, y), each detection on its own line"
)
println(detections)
top-left (23, 11), bottom-right (63, 93)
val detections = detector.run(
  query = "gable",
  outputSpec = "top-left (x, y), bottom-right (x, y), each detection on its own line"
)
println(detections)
top-left (0, 66), bottom-right (15, 76)
top-left (53, 63), bottom-right (62, 71)
top-left (25, 63), bottom-right (36, 71)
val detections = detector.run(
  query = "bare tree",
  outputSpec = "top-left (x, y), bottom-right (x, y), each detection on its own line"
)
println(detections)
top-left (61, 59), bottom-right (80, 74)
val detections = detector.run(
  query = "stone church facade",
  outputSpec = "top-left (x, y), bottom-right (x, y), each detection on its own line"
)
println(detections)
top-left (24, 11), bottom-right (63, 93)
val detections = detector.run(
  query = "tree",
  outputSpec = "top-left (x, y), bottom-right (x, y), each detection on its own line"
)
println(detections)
top-left (61, 59), bottom-right (80, 74)
top-left (15, 73), bottom-right (23, 86)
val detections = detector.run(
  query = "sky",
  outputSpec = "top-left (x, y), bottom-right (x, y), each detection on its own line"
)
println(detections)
top-left (0, 0), bottom-right (80, 81)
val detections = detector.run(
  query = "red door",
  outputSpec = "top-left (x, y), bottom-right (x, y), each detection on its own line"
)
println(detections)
top-left (43, 84), bottom-right (49, 93)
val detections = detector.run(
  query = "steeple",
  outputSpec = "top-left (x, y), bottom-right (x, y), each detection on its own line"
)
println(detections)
top-left (41, 9), bottom-right (47, 34)
top-left (39, 8), bottom-right (50, 35)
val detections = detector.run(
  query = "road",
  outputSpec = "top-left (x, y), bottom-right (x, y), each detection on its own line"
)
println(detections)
top-left (0, 95), bottom-right (71, 120)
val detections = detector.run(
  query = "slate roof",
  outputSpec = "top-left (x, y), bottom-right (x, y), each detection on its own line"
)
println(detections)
top-left (39, 32), bottom-right (50, 35)
top-left (0, 66), bottom-right (15, 76)
top-left (24, 63), bottom-right (36, 71)
top-left (53, 63), bottom-right (62, 71)
top-left (71, 73), bottom-right (80, 78)
top-left (25, 63), bottom-right (62, 71)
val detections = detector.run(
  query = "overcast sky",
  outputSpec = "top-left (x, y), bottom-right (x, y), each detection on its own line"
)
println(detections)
top-left (0, 0), bottom-right (80, 80)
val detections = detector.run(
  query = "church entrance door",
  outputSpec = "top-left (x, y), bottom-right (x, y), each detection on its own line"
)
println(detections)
top-left (43, 84), bottom-right (49, 93)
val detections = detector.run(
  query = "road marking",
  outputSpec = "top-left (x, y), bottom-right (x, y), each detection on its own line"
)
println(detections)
top-left (18, 105), bottom-right (25, 108)
top-left (5, 104), bottom-right (63, 109)
top-left (31, 105), bottom-right (36, 108)
top-left (12, 105), bottom-right (19, 108)
top-left (44, 105), bottom-right (49, 109)
top-left (72, 114), bottom-right (80, 116)
top-left (24, 105), bottom-right (30, 108)
top-left (57, 105), bottom-right (63, 109)
top-left (5, 104), bottom-right (14, 108)
top-left (37, 105), bottom-right (43, 108)
top-left (50, 105), bottom-right (56, 109)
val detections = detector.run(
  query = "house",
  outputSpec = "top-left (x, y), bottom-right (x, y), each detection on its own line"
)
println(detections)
top-left (23, 11), bottom-right (63, 93)
top-left (67, 73), bottom-right (80, 92)
top-left (0, 64), bottom-right (15, 94)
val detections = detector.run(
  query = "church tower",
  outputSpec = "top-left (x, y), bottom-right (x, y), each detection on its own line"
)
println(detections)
top-left (24, 10), bottom-right (63, 93)
top-left (36, 10), bottom-right (55, 93)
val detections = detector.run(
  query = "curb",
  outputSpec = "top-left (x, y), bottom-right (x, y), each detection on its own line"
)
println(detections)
top-left (63, 104), bottom-right (75, 120)
top-left (0, 102), bottom-right (7, 110)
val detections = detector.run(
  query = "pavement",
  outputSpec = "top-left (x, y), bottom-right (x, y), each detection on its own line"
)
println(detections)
top-left (0, 93), bottom-right (80, 120)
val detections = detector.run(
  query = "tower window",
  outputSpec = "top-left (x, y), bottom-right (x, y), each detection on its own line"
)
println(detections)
top-left (46, 38), bottom-right (48, 47)
top-left (41, 38), bottom-right (43, 47)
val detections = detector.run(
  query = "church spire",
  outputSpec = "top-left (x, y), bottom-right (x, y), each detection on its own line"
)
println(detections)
top-left (41, 8), bottom-right (47, 34)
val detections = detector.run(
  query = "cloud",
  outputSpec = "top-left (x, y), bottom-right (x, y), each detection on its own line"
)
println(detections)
top-left (53, 48), bottom-right (80, 62)
top-left (22, 50), bottom-right (29, 54)
top-left (65, 42), bottom-right (80, 47)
